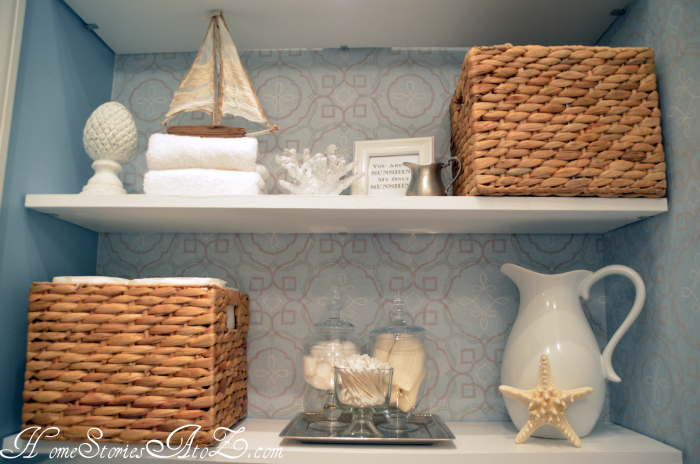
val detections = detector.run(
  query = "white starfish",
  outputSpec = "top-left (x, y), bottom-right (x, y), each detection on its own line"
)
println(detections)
top-left (499, 354), bottom-right (594, 448)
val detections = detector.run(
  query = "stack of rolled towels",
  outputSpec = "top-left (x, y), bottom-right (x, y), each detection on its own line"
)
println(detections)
top-left (143, 133), bottom-right (270, 195)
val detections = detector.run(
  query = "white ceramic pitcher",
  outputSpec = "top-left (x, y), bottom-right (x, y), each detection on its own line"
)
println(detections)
top-left (500, 263), bottom-right (645, 439)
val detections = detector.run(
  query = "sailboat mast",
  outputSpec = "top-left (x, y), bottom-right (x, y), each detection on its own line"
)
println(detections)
top-left (162, 10), bottom-right (279, 137)
top-left (212, 15), bottom-right (222, 126)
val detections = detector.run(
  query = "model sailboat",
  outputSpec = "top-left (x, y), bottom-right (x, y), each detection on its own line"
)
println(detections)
top-left (161, 11), bottom-right (279, 138)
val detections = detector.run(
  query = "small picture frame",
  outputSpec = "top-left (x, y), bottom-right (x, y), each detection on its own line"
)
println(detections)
top-left (351, 137), bottom-right (434, 195)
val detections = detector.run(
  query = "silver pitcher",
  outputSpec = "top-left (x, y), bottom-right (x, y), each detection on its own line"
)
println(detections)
top-left (403, 157), bottom-right (462, 196)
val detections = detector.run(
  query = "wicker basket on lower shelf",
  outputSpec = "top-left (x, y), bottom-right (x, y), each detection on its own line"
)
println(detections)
top-left (450, 44), bottom-right (666, 197)
top-left (22, 282), bottom-right (248, 446)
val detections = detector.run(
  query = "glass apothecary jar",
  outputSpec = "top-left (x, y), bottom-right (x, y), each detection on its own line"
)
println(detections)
top-left (302, 286), bottom-right (364, 431)
top-left (368, 294), bottom-right (427, 433)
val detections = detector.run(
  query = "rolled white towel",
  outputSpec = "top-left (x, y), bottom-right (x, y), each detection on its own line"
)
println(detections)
top-left (144, 169), bottom-right (266, 195)
top-left (130, 277), bottom-right (233, 289)
top-left (146, 133), bottom-right (258, 171)
top-left (256, 164), bottom-right (270, 181)
top-left (53, 276), bottom-right (130, 284)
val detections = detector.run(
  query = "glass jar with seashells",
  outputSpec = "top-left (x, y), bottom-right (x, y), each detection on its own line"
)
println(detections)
top-left (302, 286), bottom-right (364, 431)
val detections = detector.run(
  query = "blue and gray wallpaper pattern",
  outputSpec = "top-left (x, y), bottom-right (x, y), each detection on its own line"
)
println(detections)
top-left (598, 0), bottom-right (700, 462)
top-left (104, 46), bottom-right (611, 423)
top-left (97, 0), bottom-right (698, 461)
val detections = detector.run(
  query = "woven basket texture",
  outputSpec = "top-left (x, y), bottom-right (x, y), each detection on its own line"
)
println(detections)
top-left (21, 283), bottom-right (249, 446)
top-left (450, 44), bottom-right (665, 197)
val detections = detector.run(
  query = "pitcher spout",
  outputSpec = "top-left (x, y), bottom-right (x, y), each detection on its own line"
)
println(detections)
top-left (500, 263), bottom-right (540, 291)
top-left (501, 263), bottom-right (591, 291)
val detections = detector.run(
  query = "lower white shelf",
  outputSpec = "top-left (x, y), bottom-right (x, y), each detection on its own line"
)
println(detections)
top-left (2, 419), bottom-right (682, 464)
top-left (24, 194), bottom-right (668, 234)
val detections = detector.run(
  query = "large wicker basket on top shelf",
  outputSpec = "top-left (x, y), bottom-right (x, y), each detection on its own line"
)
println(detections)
top-left (450, 44), bottom-right (665, 197)
top-left (21, 282), bottom-right (248, 446)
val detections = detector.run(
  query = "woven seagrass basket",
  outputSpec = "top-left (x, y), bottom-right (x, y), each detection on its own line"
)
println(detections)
top-left (21, 282), bottom-right (248, 446)
top-left (450, 44), bottom-right (665, 197)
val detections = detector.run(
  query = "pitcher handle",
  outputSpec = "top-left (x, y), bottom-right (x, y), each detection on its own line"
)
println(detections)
top-left (579, 265), bottom-right (645, 383)
top-left (443, 157), bottom-right (463, 195)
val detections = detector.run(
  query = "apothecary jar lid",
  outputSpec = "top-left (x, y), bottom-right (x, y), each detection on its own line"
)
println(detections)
top-left (368, 294), bottom-right (427, 341)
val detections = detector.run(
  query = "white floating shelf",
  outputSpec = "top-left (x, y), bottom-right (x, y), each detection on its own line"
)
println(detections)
top-left (2, 420), bottom-right (681, 463)
top-left (63, 0), bottom-right (628, 54)
top-left (25, 194), bottom-right (667, 235)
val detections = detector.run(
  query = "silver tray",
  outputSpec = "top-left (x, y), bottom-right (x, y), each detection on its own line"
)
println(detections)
top-left (279, 413), bottom-right (455, 444)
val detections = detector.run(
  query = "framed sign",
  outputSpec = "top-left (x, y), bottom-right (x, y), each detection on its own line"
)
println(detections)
top-left (351, 137), bottom-right (434, 195)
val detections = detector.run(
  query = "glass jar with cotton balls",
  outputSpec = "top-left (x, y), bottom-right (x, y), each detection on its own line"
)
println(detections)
top-left (81, 101), bottom-right (138, 194)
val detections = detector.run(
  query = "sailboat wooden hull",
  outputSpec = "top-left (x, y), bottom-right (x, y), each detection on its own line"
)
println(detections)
top-left (166, 125), bottom-right (246, 138)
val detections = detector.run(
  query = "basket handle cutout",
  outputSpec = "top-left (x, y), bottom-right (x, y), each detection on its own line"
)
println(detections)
top-left (227, 305), bottom-right (236, 331)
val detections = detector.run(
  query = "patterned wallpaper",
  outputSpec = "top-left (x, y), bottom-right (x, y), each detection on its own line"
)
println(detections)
top-left (112, 48), bottom-right (466, 193)
top-left (98, 233), bottom-right (607, 421)
top-left (598, 0), bottom-right (700, 463)
top-left (99, 47), bottom-right (614, 424)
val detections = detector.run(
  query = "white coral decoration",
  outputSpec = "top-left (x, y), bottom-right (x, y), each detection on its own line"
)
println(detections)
top-left (276, 144), bottom-right (361, 195)
top-left (83, 102), bottom-right (138, 163)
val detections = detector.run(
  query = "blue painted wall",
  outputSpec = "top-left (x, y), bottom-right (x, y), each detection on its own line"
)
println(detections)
top-left (0, 0), bottom-right (114, 439)
top-left (0, 1), bottom-right (696, 462)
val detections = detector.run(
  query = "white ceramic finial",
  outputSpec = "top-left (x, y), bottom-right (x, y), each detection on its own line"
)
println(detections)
top-left (81, 101), bottom-right (137, 194)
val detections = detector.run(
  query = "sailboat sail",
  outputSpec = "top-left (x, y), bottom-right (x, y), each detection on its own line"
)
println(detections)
top-left (162, 12), bottom-right (272, 130)
top-left (218, 16), bottom-right (269, 125)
